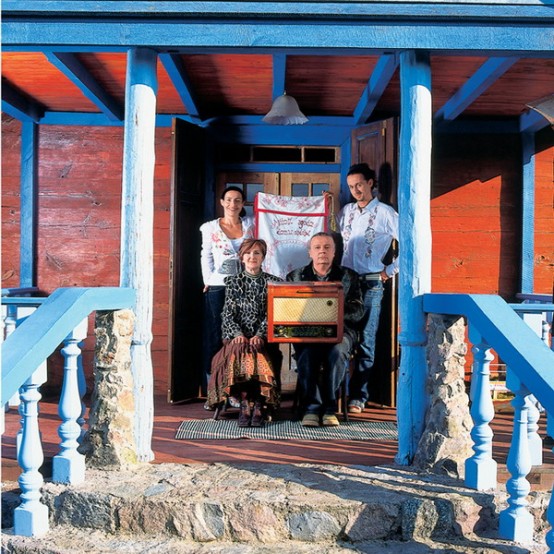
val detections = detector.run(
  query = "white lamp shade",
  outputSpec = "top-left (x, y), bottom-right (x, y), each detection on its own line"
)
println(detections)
top-left (263, 94), bottom-right (308, 125)
top-left (526, 94), bottom-right (554, 126)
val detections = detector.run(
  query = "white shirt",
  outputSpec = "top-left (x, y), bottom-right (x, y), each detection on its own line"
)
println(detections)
top-left (338, 198), bottom-right (399, 277)
top-left (199, 216), bottom-right (255, 286)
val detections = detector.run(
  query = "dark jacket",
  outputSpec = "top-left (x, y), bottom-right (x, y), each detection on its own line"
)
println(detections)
top-left (286, 263), bottom-right (364, 339)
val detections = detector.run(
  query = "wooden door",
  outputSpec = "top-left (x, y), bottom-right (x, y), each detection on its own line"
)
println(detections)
top-left (351, 118), bottom-right (399, 407)
top-left (168, 119), bottom-right (206, 403)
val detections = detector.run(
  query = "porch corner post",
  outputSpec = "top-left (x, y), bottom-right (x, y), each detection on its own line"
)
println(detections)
top-left (120, 47), bottom-right (158, 462)
top-left (395, 50), bottom-right (432, 465)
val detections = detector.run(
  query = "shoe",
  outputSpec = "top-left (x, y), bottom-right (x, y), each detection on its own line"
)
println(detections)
top-left (251, 402), bottom-right (264, 427)
top-left (228, 396), bottom-right (241, 409)
top-left (301, 413), bottom-right (320, 427)
top-left (322, 414), bottom-right (340, 427)
top-left (348, 400), bottom-right (364, 414)
top-left (238, 401), bottom-right (251, 427)
top-left (204, 401), bottom-right (215, 411)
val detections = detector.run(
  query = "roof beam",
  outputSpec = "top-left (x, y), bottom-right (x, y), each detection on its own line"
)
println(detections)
top-left (46, 52), bottom-right (124, 120)
top-left (1, 82), bottom-right (45, 122)
top-left (435, 57), bottom-right (518, 121)
top-left (272, 53), bottom-right (287, 99)
top-left (159, 53), bottom-right (202, 122)
top-left (353, 53), bottom-right (398, 125)
top-left (4, 22), bottom-right (554, 54)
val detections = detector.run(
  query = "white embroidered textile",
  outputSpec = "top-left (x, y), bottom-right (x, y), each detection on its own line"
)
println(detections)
top-left (255, 193), bottom-right (329, 279)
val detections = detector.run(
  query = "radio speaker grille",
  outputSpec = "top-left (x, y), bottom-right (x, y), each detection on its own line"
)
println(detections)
top-left (273, 297), bottom-right (338, 322)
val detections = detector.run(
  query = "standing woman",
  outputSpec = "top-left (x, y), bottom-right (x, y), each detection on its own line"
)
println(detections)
top-left (200, 187), bottom-right (255, 400)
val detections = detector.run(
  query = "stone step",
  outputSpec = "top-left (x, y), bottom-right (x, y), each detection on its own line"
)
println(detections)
top-left (2, 463), bottom-right (550, 553)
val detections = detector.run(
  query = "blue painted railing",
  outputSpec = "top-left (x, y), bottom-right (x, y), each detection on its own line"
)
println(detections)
top-left (2, 287), bottom-right (135, 405)
top-left (1, 287), bottom-right (136, 538)
top-left (423, 293), bottom-right (554, 549)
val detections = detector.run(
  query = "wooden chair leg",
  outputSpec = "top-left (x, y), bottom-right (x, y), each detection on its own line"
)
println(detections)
top-left (213, 400), bottom-right (226, 420)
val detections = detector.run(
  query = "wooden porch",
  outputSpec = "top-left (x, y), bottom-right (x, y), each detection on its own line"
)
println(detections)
top-left (3, 392), bottom-right (554, 491)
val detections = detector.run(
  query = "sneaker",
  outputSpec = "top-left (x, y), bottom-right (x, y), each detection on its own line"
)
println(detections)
top-left (301, 413), bottom-right (320, 427)
top-left (204, 401), bottom-right (215, 411)
top-left (348, 400), bottom-right (364, 414)
top-left (322, 414), bottom-right (340, 427)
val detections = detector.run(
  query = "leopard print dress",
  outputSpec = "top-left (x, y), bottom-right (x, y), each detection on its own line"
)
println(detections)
top-left (207, 270), bottom-right (283, 407)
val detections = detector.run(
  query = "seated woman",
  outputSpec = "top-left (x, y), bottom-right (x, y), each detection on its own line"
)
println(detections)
top-left (206, 238), bottom-right (282, 427)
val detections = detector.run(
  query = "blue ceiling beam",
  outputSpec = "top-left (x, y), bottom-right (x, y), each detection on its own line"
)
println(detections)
top-left (3, 1), bottom-right (553, 21)
top-left (159, 53), bottom-right (202, 123)
top-left (353, 54), bottom-right (398, 125)
top-left (272, 53), bottom-right (287, 99)
top-left (46, 52), bottom-right (123, 120)
top-left (520, 109), bottom-right (551, 133)
top-left (435, 57), bottom-right (518, 121)
top-left (1, 82), bottom-right (45, 122)
top-left (3, 22), bottom-right (554, 54)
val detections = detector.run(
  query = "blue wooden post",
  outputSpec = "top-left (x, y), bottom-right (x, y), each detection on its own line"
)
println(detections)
top-left (520, 132), bottom-right (535, 295)
top-left (20, 121), bottom-right (38, 289)
top-left (499, 386), bottom-right (534, 543)
top-left (395, 50), bottom-right (432, 465)
top-left (465, 326), bottom-right (497, 490)
top-left (53, 318), bottom-right (88, 483)
top-left (120, 48), bottom-right (158, 462)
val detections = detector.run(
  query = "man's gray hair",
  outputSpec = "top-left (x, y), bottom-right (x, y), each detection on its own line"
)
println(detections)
top-left (309, 231), bottom-right (335, 246)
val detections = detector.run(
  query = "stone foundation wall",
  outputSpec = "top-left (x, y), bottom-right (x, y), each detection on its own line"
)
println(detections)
top-left (80, 309), bottom-right (137, 469)
top-left (413, 314), bottom-right (473, 477)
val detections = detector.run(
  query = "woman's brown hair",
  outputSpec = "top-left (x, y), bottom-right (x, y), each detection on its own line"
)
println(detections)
top-left (239, 238), bottom-right (267, 260)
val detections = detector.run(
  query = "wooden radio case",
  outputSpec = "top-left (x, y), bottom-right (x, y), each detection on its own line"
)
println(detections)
top-left (267, 281), bottom-right (344, 343)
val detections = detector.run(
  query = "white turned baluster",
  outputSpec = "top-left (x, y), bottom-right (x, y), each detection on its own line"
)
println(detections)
top-left (6, 305), bottom-right (22, 408)
top-left (52, 319), bottom-right (87, 484)
top-left (499, 387), bottom-right (534, 543)
top-left (77, 337), bottom-right (87, 441)
top-left (527, 394), bottom-right (543, 467)
top-left (465, 327), bottom-right (497, 490)
top-left (546, 490), bottom-right (554, 552)
top-left (14, 376), bottom-right (49, 536)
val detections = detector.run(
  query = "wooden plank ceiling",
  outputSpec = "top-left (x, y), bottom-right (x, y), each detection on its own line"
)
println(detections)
top-left (2, 52), bottom-right (554, 121)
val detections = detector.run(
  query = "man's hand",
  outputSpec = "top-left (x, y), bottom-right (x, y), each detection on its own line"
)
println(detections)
top-left (380, 270), bottom-right (389, 282)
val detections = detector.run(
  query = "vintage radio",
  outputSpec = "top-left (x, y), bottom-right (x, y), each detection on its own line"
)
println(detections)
top-left (267, 282), bottom-right (344, 343)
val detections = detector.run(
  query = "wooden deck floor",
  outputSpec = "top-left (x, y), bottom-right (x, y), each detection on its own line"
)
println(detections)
top-left (3, 393), bottom-right (554, 490)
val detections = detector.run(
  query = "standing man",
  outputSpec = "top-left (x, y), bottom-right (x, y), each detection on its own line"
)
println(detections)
top-left (287, 232), bottom-right (364, 427)
top-left (338, 163), bottom-right (399, 414)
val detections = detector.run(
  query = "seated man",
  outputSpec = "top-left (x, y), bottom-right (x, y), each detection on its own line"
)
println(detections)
top-left (286, 232), bottom-right (364, 427)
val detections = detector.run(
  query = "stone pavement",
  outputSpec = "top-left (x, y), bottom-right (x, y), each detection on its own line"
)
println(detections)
top-left (2, 462), bottom-right (550, 553)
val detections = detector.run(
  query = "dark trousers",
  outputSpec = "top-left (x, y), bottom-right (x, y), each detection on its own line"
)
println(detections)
top-left (202, 286), bottom-right (226, 395)
top-left (349, 280), bottom-right (384, 404)
top-left (294, 334), bottom-right (354, 415)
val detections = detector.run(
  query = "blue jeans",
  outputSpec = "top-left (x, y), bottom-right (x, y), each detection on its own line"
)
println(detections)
top-left (202, 286), bottom-right (226, 394)
top-left (349, 280), bottom-right (384, 404)
top-left (294, 334), bottom-right (354, 415)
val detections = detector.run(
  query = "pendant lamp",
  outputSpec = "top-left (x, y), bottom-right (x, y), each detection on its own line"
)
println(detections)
top-left (526, 94), bottom-right (554, 127)
top-left (263, 92), bottom-right (308, 125)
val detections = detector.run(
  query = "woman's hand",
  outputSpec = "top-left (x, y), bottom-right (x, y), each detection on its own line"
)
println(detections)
top-left (232, 335), bottom-right (248, 345)
top-left (249, 336), bottom-right (264, 352)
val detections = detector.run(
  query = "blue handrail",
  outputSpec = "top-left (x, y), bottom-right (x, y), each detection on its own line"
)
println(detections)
top-left (2, 287), bottom-right (136, 405)
top-left (423, 293), bottom-right (554, 415)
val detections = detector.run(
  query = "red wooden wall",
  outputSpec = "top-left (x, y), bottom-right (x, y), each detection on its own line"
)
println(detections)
top-left (431, 134), bottom-right (522, 297)
top-left (2, 114), bottom-right (552, 396)
top-left (535, 131), bottom-right (554, 295)
top-left (1, 115), bottom-right (172, 395)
